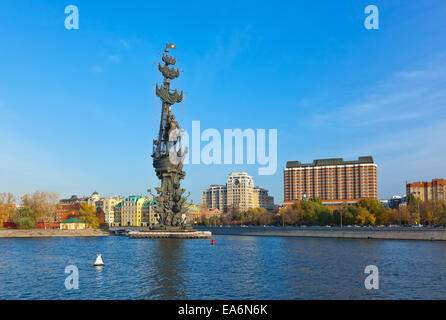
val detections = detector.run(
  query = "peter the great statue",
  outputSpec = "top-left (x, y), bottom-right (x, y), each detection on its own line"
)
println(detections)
top-left (151, 43), bottom-right (189, 229)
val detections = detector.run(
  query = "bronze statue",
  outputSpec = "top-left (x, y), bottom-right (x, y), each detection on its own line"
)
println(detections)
top-left (151, 43), bottom-right (189, 229)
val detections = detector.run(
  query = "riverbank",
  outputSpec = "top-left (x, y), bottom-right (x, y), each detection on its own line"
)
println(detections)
top-left (0, 228), bottom-right (113, 238)
top-left (200, 226), bottom-right (446, 241)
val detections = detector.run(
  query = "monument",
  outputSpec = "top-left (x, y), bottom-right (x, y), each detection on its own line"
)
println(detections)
top-left (132, 43), bottom-right (210, 239)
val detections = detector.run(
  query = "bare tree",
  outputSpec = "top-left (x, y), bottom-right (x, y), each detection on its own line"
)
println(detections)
top-left (22, 191), bottom-right (59, 222)
top-left (0, 192), bottom-right (16, 205)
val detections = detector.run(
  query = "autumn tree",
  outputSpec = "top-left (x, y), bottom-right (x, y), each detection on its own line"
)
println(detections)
top-left (79, 203), bottom-right (100, 229)
top-left (355, 207), bottom-right (376, 225)
top-left (243, 208), bottom-right (269, 225)
top-left (0, 192), bottom-right (16, 226)
top-left (357, 198), bottom-right (389, 225)
top-left (22, 191), bottom-right (59, 222)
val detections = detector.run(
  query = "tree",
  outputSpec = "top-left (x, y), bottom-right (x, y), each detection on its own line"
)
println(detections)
top-left (22, 191), bottom-right (59, 222)
top-left (79, 203), bottom-right (100, 229)
top-left (355, 207), bottom-right (376, 226)
top-left (13, 207), bottom-right (35, 229)
top-left (244, 208), bottom-right (269, 225)
top-left (386, 209), bottom-right (400, 225)
top-left (333, 204), bottom-right (356, 226)
top-left (357, 198), bottom-right (388, 225)
top-left (0, 192), bottom-right (16, 226)
top-left (407, 193), bottom-right (418, 204)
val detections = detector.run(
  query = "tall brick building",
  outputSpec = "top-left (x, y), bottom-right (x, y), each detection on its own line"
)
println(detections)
top-left (284, 156), bottom-right (378, 207)
top-left (406, 179), bottom-right (446, 201)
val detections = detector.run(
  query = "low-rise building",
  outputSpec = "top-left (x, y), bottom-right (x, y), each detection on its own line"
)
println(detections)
top-left (185, 203), bottom-right (201, 222)
top-left (60, 217), bottom-right (86, 230)
top-left (56, 203), bottom-right (81, 222)
top-left (389, 195), bottom-right (406, 209)
top-left (59, 195), bottom-right (88, 205)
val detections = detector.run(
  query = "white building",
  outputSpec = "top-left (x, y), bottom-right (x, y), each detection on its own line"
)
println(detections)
top-left (87, 191), bottom-right (101, 207)
top-left (201, 172), bottom-right (275, 212)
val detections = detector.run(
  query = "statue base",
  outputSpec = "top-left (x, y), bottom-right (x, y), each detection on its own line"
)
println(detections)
top-left (128, 229), bottom-right (211, 239)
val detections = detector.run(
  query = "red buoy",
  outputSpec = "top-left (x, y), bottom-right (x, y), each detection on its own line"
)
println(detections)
top-left (211, 239), bottom-right (215, 245)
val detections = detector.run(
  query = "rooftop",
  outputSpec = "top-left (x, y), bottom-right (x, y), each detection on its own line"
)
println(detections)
top-left (286, 156), bottom-right (374, 168)
top-left (61, 217), bottom-right (85, 224)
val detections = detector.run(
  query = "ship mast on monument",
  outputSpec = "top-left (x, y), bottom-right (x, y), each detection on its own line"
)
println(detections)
top-left (151, 43), bottom-right (189, 229)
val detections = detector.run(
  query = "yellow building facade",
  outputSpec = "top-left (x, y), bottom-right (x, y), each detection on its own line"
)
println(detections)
top-left (117, 196), bottom-right (158, 227)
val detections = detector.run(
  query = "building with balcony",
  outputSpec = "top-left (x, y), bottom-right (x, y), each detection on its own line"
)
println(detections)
top-left (201, 172), bottom-right (275, 212)
top-left (407, 179), bottom-right (446, 201)
top-left (284, 156), bottom-right (378, 208)
top-left (113, 196), bottom-right (157, 227)
top-left (95, 197), bottom-right (123, 226)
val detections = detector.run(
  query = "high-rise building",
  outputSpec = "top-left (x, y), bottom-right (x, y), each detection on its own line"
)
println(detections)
top-left (201, 172), bottom-right (275, 212)
top-left (226, 172), bottom-right (256, 212)
top-left (253, 187), bottom-right (275, 211)
top-left (201, 185), bottom-right (227, 212)
top-left (284, 156), bottom-right (378, 207)
top-left (406, 179), bottom-right (446, 201)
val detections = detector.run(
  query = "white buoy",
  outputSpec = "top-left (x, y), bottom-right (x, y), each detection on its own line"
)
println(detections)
top-left (94, 254), bottom-right (104, 266)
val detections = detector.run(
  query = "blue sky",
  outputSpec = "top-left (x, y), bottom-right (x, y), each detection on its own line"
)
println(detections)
top-left (0, 0), bottom-right (445, 204)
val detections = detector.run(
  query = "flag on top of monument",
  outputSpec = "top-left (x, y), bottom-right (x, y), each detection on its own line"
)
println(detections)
top-left (166, 43), bottom-right (176, 49)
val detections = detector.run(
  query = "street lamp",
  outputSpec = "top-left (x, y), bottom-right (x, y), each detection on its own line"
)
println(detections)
top-left (340, 209), bottom-right (343, 229)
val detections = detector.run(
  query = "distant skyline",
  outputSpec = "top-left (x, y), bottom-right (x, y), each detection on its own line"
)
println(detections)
top-left (1, 1), bottom-right (446, 204)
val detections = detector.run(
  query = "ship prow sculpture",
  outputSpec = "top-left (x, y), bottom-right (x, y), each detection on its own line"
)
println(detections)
top-left (151, 43), bottom-right (189, 230)
top-left (131, 43), bottom-right (210, 239)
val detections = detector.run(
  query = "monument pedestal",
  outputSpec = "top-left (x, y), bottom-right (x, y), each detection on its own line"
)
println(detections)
top-left (128, 229), bottom-right (211, 239)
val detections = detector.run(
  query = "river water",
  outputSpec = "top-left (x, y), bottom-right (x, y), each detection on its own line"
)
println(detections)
top-left (1, 235), bottom-right (446, 299)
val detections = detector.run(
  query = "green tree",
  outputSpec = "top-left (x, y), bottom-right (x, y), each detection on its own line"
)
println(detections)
top-left (13, 207), bottom-right (35, 229)
top-left (333, 204), bottom-right (356, 226)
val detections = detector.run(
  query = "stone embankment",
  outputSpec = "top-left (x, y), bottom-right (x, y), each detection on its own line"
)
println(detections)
top-left (202, 226), bottom-right (446, 241)
top-left (0, 229), bottom-right (112, 238)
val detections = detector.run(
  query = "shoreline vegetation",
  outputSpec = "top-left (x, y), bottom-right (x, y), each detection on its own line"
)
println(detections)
top-left (0, 191), bottom-right (104, 230)
top-left (194, 196), bottom-right (446, 227)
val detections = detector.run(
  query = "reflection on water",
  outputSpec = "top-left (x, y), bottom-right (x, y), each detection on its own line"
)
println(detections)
top-left (149, 240), bottom-right (186, 299)
top-left (1, 235), bottom-right (446, 299)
